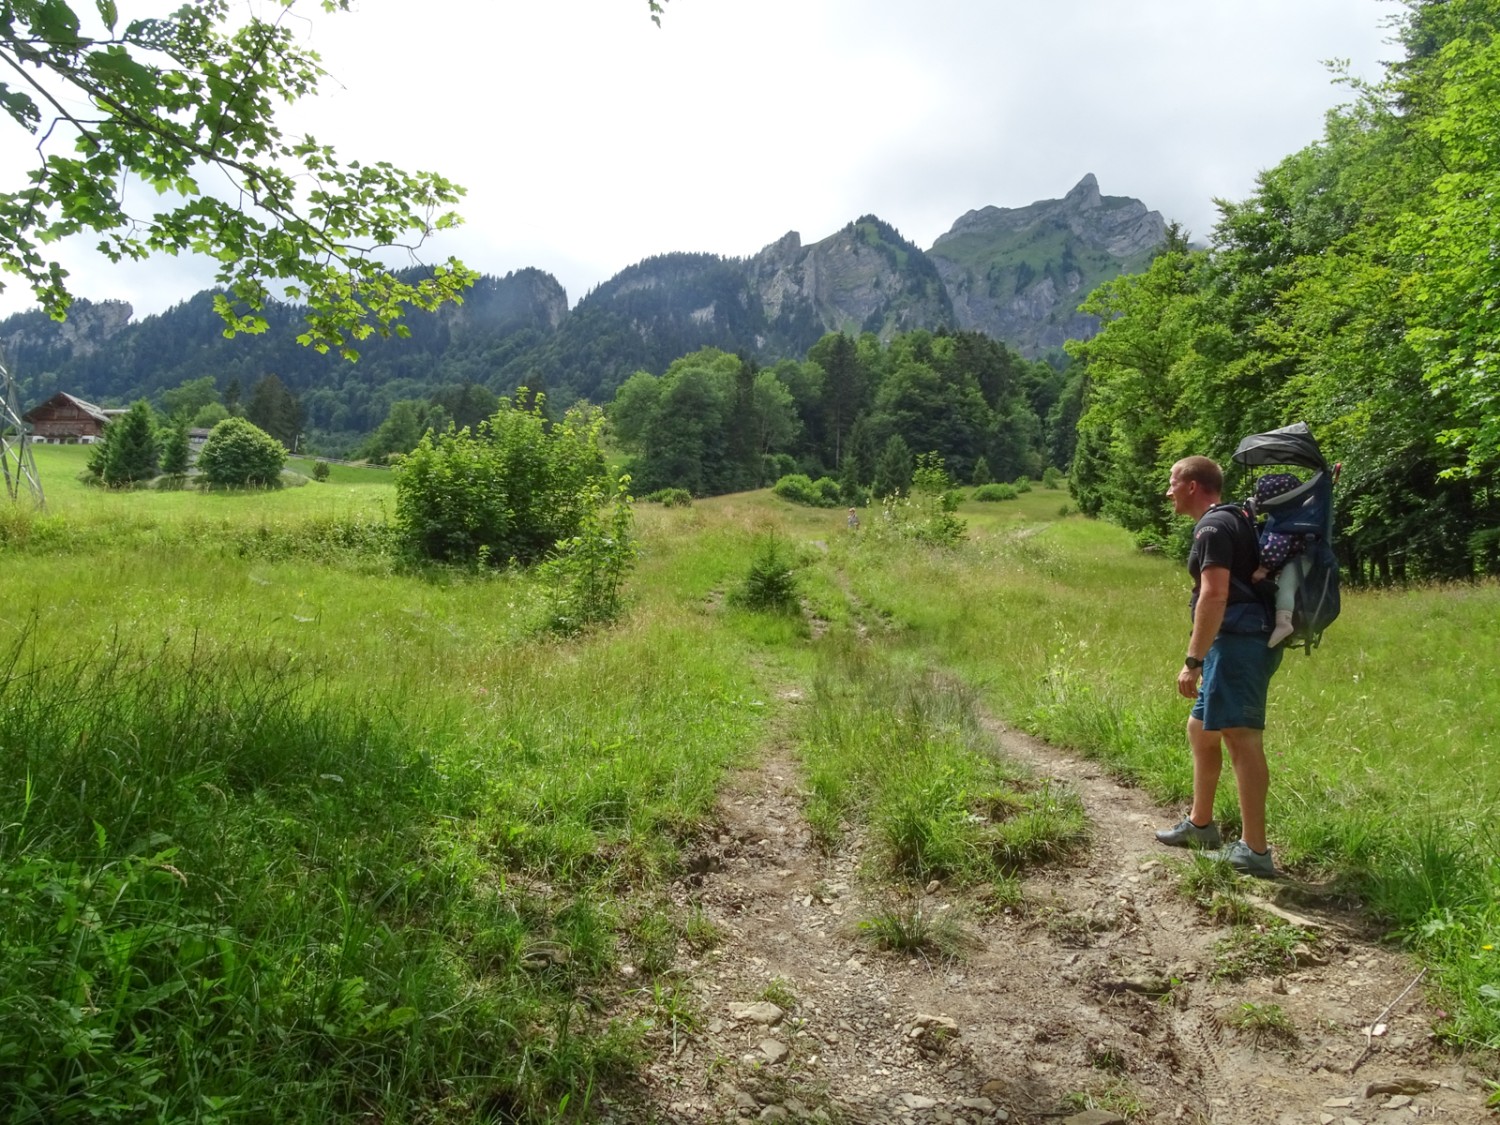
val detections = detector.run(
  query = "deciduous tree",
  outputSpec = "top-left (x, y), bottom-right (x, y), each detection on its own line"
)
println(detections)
top-left (1396, 4), bottom-right (1500, 476)
top-left (160, 375), bottom-right (220, 420)
top-left (0, 0), bottom-right (479, 356)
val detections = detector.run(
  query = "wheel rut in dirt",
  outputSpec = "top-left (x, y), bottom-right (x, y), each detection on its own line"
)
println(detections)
top-left (610, 696), bottom-right (1490, 1125)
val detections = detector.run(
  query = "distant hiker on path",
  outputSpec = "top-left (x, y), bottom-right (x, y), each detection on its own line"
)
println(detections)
top-left (1156, 455), bottom-right (1283, 878)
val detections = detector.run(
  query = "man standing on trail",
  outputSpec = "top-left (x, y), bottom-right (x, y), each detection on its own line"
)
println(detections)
top-left (1155, 455), bottom-right (1283, 878)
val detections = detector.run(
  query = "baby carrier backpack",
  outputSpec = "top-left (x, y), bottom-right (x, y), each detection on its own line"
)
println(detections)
top-left (1232, 423), bottom-right (1341, 653)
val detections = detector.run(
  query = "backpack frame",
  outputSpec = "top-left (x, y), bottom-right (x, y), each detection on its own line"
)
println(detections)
top-left (1232, 423), bottom-right (1341, 653)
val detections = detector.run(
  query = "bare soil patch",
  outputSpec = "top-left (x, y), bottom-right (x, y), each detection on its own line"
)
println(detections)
top-left (603, 698), bottom-right (1492, 1124)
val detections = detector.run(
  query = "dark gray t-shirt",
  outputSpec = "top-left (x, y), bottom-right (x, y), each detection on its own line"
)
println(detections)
top-left (1188, 503), bottom-right (1263, 628)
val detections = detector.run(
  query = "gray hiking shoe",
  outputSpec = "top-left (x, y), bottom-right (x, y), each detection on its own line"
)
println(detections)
top-left (1211, 840), bottom-right (1277, 879)
top-left (1154, 817), bottom-right (1222, 849)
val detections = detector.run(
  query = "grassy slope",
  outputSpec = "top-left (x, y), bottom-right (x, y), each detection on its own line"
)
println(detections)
top-left (928, 212), bottom-right (1156, 301)
top-left (2, 456), bottom-right (1495, 1121)
top-left (836, 489), bottom-right (1499, 1052)
top-left (5, 448), bottom-right (777, 1121)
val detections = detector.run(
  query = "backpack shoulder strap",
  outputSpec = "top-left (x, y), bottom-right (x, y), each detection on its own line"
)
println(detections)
top-left (1205, 503), bottom-right (1267, 606)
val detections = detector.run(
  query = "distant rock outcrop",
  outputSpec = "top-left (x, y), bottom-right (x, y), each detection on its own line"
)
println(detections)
top-left (3, 298), bottom-right (133, 365)
top-left (562, 178), bottom-right (1162, 367)
top-left (746, 216), bottom-right (954, 354)
top-left (0, 176), bottom-right (1167, 417)
top-left (929, 174), bottom-right (1165, 353)
top-left (445, 268), bottom-right (569, 337)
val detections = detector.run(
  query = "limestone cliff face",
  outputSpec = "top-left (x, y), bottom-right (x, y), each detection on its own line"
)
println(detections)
top-left (3, 298), bottom-right (133, 363)
top-left (450, 268), bottom-right (568, 336)
top-left (937, 175), bottom-right (1162, 259)
top-left (573, 180), bottom-right (1162, 365)
top-left (928, 174), bottom-right (1165, 354)
top-left (556, 219), bottom-right (953, 392)
top-left (746, 216), bottom-right (954, 355)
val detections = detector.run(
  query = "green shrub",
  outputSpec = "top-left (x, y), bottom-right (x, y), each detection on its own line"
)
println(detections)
top-left (869, 488), bottom-right (967, 548)
top-left (1013, 477), bottom-right (1033, 493)
top-left (312, 460), bottom-right (332, 482)
top-left (644, 487), bottom-right (692, 507)
top-left (393, 394), bottom-right (607, 566)
top-left (1041, 466), bottom-right (1065, 490)
top-left (911, 452), bottom-right (952, 495)
top-left (1133, 527), bottom-right (1169, 553)
top-left (88, 400), bottom-right (159, 486)
top-left (196, 417), bottom-right (287, 487)
top-left (762, 452), bottom-right (797, 483)
top-left (160, 417), bottom-right (191, 476)
top-left (917, 506), bottom-right (967, 547)
top-left (973, 483), bottom-right (1019, 502)
top-left (772, 473), bottom-right (838, 508)
top-left (539, 478), bottom-right (638, 635)
top-left (729, 536), bottom-right (801, 613)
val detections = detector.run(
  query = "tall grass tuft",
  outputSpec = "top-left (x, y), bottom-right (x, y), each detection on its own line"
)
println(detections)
top-left (0, 606), bottom-right (759, 1119)
top-left (798, 631), bottom-right (1085, 884)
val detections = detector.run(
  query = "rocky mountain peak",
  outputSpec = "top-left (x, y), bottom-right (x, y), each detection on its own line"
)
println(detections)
top-left (765, 231), bottom-right (801, 256)
top-left (1064, 172), bottom-right (1101, 209)
top-left (927, 176), bottom-right (1166, 354)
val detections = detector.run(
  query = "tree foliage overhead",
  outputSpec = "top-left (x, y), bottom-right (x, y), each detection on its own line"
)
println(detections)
top-left (1395, 0), bottom-right (1500, 475)
top-left (0, 0), bottom-right (477, 356)
top-left (1065, 0), bottom-right (1500, 581)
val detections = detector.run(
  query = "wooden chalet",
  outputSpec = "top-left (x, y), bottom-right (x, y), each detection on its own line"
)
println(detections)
top-left (22, 392), bottom-right (125, 443)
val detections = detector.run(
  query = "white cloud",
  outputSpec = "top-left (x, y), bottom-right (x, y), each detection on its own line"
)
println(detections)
top-left (0, 0), bottom-right (1394, 320)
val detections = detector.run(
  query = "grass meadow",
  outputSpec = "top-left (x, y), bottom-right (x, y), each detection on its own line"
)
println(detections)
top-left (2, 446), bottom-right (1496, 1121)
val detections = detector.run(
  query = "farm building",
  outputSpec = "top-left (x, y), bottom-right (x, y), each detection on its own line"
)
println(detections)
top-left (22, 393), bottom-right (125, 443)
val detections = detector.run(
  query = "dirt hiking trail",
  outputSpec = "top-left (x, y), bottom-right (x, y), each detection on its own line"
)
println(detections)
top-left (604, 695), bottom-right (1493, 1125)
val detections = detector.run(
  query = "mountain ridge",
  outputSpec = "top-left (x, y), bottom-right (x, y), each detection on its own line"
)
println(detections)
top-left (1, 176), bottom-right (1165, 443)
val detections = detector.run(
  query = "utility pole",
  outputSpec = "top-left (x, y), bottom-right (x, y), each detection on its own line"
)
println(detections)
top-left (1, 347), bottom-right (45, 509)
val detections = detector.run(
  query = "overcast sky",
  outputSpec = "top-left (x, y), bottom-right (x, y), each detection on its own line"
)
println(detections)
top-left (0, 0), bottom-right (1399, 322)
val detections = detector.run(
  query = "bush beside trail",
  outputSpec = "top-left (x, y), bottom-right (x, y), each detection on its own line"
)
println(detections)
top-left (773, 473), bottom-right (841, 507)
top-left (393, 394), bottom-right (608, 566)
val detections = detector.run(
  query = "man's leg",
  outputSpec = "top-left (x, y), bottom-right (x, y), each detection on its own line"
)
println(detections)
top-left (1187, 716), bottom-right (1223, 827)
top-left (1222, 726), bottom-right (1269, 852)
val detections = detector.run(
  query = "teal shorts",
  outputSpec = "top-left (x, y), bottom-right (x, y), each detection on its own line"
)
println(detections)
top-left (1191, 632), bottom-right (1283, 731)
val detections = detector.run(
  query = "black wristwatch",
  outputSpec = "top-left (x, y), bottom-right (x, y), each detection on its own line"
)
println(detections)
top-left (1184, 656), bottom-right (1205, 670)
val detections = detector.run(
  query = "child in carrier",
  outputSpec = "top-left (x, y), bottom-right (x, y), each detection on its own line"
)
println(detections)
top-left (1251, 473), bottom-right (1308, 647)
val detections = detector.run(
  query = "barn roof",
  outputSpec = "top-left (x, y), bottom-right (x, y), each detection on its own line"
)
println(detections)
top-left (23, 392), bottom-right (119, 423)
